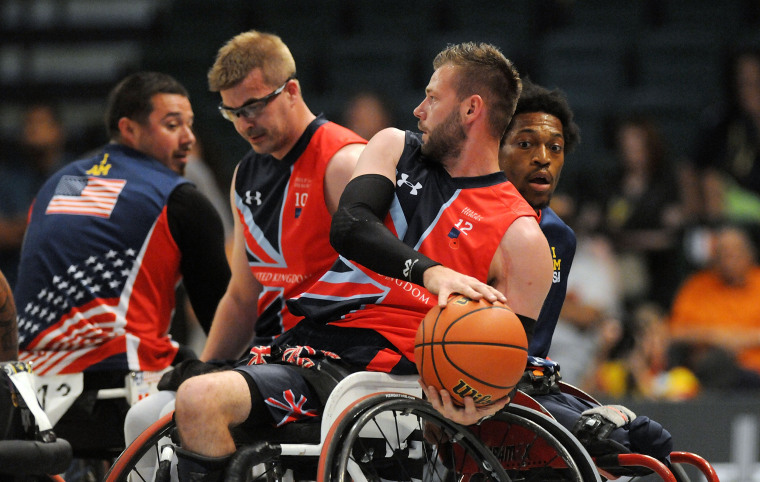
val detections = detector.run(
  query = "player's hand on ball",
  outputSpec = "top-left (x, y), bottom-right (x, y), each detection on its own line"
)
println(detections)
top-left (422, 265), bottom-right (506, 307)
top-left (420, 379), bottom-right (510, 426)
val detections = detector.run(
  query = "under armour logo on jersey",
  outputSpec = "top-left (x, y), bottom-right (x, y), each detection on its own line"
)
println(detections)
top-left (403, 258), bottom-right (418, 280)
top-left (245, 190), bottom-right (262, 205)
top-left (397, 173), bottom-right (423, 195)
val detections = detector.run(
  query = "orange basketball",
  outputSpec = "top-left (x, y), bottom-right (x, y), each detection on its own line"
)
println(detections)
top-left (414, 295), bottom-right (528, 406)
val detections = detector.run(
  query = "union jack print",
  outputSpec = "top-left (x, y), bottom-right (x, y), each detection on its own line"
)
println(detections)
top-left (265, 389), bottom-right (318, 427)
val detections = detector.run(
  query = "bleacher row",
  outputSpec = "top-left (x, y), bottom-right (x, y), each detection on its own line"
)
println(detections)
top-left (2, 0), bottom-right (760, 181)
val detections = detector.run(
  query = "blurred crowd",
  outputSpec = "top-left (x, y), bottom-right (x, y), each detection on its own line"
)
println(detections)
top-left (3, 45), bottom-right (760, 405)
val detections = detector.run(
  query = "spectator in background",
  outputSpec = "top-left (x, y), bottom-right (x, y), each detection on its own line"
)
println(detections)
top-left (668, 225), bottom-right (760, 391)
top-left (551, 197), bottom-right (626, 389)
top-left (690, 47), bottom-right (760, 224)
top-left (591, 302), bottom-right (700, 401)
top-left (340, 90), bottom-right (395, 140)
top-left (603, 114), bottom-right (685, 311)
top-left (0, 103), bottom-right (75, 287)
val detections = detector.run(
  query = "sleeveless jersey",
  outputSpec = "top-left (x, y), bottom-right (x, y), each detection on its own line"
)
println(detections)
top-left (287, 131), bottom-right (537, 373)
top-left (530, 207), bottom-right (576, 359)
top-left (16, 144), bottom-right (188, 375)
top-left (234, 115), bottom-right (365, 345)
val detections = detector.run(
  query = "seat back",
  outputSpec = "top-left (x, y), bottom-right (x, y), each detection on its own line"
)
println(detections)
top-left (319, 372), bottom-right (421, 440)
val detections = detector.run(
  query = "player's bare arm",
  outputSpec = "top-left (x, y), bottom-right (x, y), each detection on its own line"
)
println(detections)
top-left (0, 270), bottom-right (17, 362)
top-left (323, 142), bottom-right (364, 214)
top-left (350, 128), bottom-right (406, 182)
top-left (493, 215), bottom-right (553, 320)
top-left (201, 168), bottom-right (262, 361)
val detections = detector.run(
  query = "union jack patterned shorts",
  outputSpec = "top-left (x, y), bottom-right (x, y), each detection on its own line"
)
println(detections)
top-left (234, 345), bottom-right (345, 428)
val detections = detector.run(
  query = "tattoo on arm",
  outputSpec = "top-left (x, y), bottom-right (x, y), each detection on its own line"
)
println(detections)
top-left (0, 274), bottom-right (17, 362)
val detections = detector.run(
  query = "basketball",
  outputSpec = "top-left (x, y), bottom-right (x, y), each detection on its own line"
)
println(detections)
top-left (414, 295), bottom-right (528, 406)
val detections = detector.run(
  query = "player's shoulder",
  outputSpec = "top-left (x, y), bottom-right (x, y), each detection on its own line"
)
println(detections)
top-left (539, 207), bottom-right (575, 237)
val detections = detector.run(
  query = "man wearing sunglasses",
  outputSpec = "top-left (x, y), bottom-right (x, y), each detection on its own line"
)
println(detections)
top-left (123, 31), bottom-right (366, 466)
top-left (203, 29), bottom-right (366, 360)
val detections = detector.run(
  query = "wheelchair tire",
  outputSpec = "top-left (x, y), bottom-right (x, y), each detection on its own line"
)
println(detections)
top-left (104, 411), bottom-right (176, 482)
top-left (476, 405), bottom-right (601, 481)
top-left (318, 392), bottom-right (511, 482)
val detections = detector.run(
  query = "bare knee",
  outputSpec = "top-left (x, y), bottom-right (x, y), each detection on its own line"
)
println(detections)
top-left (175, 371), bottom-right (251, 434)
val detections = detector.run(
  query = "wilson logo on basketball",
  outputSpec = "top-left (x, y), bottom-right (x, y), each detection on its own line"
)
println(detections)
top-left (452, 379), bottom-right (493, 405)
top-left (415, 295), bottom-right (528, 406)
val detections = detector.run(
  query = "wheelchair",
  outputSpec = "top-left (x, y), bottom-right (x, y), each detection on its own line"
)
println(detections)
top-left (0, 362), bottom-right (72, 482)
top-left (104, 372), bottom-right (720, 482)
top-left (5, 363), bottom-right (169, 481)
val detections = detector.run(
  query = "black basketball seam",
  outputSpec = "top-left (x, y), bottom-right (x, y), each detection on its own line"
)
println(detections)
top-left (443, 305), bottom-right (525, 390)
top-left (417, 298), bottom-right (525, 398)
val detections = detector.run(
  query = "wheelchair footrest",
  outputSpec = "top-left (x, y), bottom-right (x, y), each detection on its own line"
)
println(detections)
top-left (0, 438), bottom-right (73, 475)
top-left (226, 442), bottom-right (282, 482)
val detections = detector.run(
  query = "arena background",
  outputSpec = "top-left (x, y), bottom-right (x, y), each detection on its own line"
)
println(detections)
top-left (2, 0), bottom-right (760, 478)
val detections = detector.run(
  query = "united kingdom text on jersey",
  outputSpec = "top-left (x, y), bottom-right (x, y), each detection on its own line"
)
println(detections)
top-left (15, 145), bottom-right (188, 375)
top-left (233, 115), bottom-right (365, 345)
top-left (287, 131), bottom-right (537, 372)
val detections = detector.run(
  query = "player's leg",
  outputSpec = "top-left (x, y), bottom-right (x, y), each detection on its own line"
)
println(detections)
top-left (174, 370), bottom-right (251, 479)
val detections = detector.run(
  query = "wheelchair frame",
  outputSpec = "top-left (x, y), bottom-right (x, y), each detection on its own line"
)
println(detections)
top-left (104, 372), bottom-right (721, 482)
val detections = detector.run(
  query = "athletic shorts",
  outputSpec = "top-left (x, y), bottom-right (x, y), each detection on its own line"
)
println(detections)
top-left (234, 354), bottom-right (351, 430)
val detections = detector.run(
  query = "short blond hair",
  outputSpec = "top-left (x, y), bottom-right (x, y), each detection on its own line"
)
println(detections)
top-left (208, 30), bottom-right (296, 92)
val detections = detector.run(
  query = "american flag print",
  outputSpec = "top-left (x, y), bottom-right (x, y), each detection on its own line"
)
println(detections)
top-left (46, 176), bottom-right (127, 218)
top-left (18, 247), bottom-right (138, 373)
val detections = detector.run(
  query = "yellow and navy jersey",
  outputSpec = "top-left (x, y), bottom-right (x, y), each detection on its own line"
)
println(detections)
top-left (531, 207), bottom-right (576, 359)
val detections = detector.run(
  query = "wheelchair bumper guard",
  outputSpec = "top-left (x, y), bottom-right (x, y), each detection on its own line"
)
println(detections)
top-left (0, 438), bottom-right (73, 476)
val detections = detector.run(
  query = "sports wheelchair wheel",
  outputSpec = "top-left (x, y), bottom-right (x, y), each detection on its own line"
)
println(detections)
top-left (471, 404), bottom-right (601, 482)
top-left (104, 411), bottom-right (176, 482)
top-left (318, 392), bottom-right (510, 481)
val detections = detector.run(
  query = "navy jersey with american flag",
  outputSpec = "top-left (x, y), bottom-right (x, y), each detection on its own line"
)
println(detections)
top-left (234, 115), bottom-right (365, 346)
top-left (286, 131), bottom-right (537, 373)
top-left (16, 144), bottom-right (188, 375)
top-left (530, 207), bottom-right (576, 359)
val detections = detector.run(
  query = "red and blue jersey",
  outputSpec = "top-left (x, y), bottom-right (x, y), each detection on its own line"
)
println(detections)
top-left (16, 144), bottom-right (188, 375)
top-left (287, 131), bottom-right (537, 373)
top-left (234, 115), bottom-right (365, 345)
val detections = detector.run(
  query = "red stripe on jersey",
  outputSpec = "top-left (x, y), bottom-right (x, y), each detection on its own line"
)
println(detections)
top-left (365, 348), bottom-right (403, 372)
top-left (125, 207), bottom-right (181, 371)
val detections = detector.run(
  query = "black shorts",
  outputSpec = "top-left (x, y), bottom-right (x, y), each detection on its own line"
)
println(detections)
top-left (235, 358), bottom-right (350, 430)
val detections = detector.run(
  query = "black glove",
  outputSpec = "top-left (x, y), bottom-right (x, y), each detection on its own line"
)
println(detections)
top-left (157, 359), bottom-right (231, 391)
